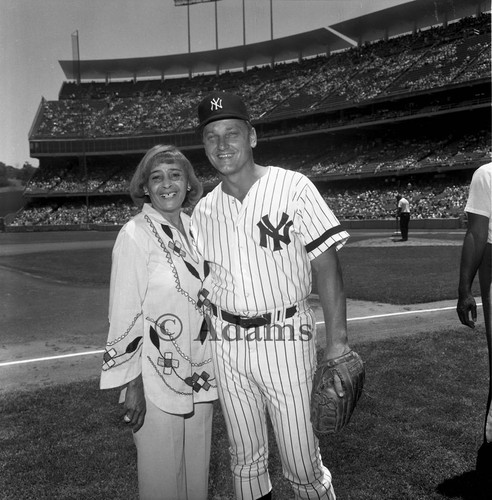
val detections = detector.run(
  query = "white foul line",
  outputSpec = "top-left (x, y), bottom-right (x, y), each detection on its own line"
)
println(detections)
top-left (0, 303), bottom-right (482, 368)
top-left (316, 302), bottom-right (482, 324)
top-left (0, 350), bottom-right (104, 367)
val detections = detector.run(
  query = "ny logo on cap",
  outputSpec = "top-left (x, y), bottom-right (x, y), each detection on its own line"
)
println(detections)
top-left (210, 97), bottom-right (223, 111)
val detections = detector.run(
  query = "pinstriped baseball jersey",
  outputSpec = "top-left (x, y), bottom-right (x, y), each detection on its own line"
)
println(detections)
top-left (191, 166), bottom-right (349, 316)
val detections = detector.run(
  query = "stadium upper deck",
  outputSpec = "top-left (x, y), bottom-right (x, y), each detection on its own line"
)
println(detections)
top-left (29, 12), bottom-right (490, 159)
top-left (57, 0), bottom-right (486, 81)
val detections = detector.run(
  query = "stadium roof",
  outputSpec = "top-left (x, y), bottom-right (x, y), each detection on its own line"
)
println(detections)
top-left (59, 0), bottom-right (484, 81)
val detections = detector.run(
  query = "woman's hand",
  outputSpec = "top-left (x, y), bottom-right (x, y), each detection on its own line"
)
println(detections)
top-left (123, 374), bottom-right (146, 432)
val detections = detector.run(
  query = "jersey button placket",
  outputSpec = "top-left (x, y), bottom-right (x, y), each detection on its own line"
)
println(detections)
top-left (235, 202), bottom-right (252, 311)
top-left (229, 201), bottom-right (245, 311)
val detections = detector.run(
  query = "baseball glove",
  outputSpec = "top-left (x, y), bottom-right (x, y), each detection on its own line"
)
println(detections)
top-left (310, 350), bottom-right (365, 435)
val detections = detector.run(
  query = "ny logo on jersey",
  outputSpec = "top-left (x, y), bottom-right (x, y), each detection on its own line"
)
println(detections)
top-left (210, 97), bottom-right (223, 111)
top-left (257, 212), bottom-right (293, 251)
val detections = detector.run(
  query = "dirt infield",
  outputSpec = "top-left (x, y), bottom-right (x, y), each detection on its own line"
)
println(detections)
top-left (0, 229), bottom-right (473, 394)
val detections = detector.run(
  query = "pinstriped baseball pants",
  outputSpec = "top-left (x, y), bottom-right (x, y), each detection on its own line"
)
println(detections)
top-left (208, 307), bottom-right (336, 500)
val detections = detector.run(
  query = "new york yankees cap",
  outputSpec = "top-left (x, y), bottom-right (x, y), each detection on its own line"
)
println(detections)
top-left (197, 92), bottom-right (250, 131)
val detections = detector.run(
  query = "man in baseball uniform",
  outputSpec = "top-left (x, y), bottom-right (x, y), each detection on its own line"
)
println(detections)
top-left (191, 92), bottom-right (352, 500)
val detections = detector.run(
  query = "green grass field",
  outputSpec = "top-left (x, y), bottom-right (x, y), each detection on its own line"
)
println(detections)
top-left (1, 330), bottom-right (489, 500)
top-left (0, 244), bottom-right (480, 303)
top-left (0, 236), bottom-right (489, 499)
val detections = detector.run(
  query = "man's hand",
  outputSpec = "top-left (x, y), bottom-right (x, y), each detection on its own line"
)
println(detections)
top-left (123, 374), bottom-right (146, 432)
top-left (457, 292), bottom-right (477, 328)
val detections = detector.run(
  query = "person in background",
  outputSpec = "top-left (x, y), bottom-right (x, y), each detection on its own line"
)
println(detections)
top-left (457, 162), bottom-right (492, 478)
top-left (100, 144), bottom-right (217, 500)
top-left (396, 192), bottom-right (411, 241)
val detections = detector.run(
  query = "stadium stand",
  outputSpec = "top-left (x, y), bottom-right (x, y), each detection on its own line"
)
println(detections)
top-left (5, 9), bottom-right (490, 231)
top-left (7, 176), bottom-right (473, 226)
top-left (31, 14), bottom-right (490, 138)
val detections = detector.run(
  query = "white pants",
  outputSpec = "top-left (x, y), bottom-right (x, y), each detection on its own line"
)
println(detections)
top-left (133, 398), bottom-right (213, 500)
top-left (208, 307), bottom-right (336, 500)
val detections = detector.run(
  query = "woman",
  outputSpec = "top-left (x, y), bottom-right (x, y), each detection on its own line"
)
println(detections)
top-left (100, 144), bottom-right (217, 500)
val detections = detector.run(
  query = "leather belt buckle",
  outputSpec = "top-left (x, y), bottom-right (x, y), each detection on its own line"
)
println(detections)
top-left (240, 314), bottom-right (271, 329)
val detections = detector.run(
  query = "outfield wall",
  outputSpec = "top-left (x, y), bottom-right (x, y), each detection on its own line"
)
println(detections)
top-left (2, 218), bottom-right (463, 233)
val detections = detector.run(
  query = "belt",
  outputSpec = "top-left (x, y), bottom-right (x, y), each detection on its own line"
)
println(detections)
top-left (209, 303), bottom-right (298, 329)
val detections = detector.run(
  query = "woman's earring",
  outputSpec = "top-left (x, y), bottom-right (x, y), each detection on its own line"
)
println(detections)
top-left (144, 188), bottom-right (149, 195)
top-left (187, 185), bottom-right (191, 192)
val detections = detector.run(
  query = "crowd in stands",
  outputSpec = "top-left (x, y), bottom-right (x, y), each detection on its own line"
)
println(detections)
top-left (25, 160), bottom-right (135, 195)
top-left (25, 124), bottom-right (490, 195)
top-left (298, 129), bottom-right (490, 178)
top-left (324, 178), bottom-right (469, 220)
top-left (33, 14), bottom-right (490, 139)
top-left (10, 200), bottom-right (140, 226)
top-left (16, 123), bottom-right (488, 226)
top-left (9, 176), bottom-right (472, 227)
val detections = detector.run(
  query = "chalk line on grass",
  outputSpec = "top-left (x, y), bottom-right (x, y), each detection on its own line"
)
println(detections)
top-left (0, 350), bottom-right (104, 367)
top-left (341, 303), bottom-right (481, 323)
top-left (1, 302), bottom-right (482, 368)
